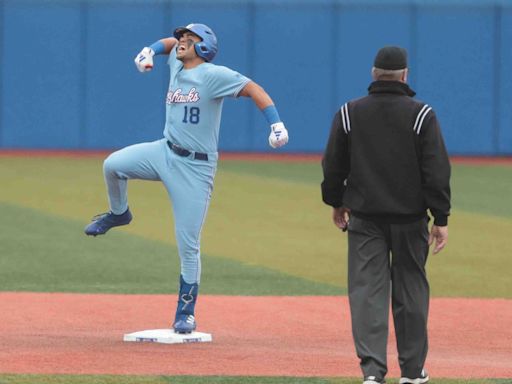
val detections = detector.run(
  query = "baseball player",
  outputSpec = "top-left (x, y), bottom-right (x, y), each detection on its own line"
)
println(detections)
top-left (84, 23), bottom-right (289, 333)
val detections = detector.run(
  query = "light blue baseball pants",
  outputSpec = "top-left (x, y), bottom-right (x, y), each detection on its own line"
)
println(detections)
top-left (102, 138), bottom-right (217, 284)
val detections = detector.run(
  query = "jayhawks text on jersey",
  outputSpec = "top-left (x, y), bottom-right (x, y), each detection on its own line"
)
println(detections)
top-left (166, 88), bottom-right (201, 104)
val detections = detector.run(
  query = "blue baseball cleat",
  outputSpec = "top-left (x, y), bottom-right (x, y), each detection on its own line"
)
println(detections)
top-left (173, 314), bottom-right (197, 334)
top-left (173, 275), bottom-right (199, 334)
top-left (84, 208), bottom-right (132, 236)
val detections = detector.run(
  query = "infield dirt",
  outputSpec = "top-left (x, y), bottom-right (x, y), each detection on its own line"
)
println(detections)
top-left (1, 293), bottom-right (511, 378)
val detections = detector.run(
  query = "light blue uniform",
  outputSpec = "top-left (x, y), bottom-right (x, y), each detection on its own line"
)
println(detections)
top-left (103, 48), bottom-right (250, 284)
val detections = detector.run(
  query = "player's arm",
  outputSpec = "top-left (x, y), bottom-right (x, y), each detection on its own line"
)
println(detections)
top-left (239, 81), bottom-right (273, 109)
top-left (239, 81), bottom-right (289, 148)
top-left (134, 38), bottom-right (178, 73)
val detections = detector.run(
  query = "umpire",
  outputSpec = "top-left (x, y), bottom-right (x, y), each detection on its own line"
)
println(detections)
top-left (321, 46), bottom-right (451, 384)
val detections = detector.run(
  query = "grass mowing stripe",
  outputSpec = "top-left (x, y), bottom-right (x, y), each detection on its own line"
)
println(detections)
top-left (450, 164), bottom-right (512, 218)
top-left (219, 159), bottom-right (321, 185)
top-left (427, 210), bottom-right (512, 298)
top-left (0, 375), bottom-right (333, 384)
top-left (0, 375), bottom-right (510, 384)
top-left (207, 170), bottom-right (347, 287)
top-left (0, 202), bottom-right (343, 295)
top-left (219, 160), bottom-right (512, 219)
top-left (2, 159), bottom-right (511, 221)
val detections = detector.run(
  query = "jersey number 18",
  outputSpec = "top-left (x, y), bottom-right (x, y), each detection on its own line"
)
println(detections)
top-left (182, 106), bottom-right (200, 124)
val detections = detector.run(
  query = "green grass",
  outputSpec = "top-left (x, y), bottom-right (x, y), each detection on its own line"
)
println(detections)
top-left (0, 202), bottom-right (342, 295)
top-left (0, 157), bottom-right (511, 297)
top-left (0, 375), bottom-right (511, 384)
top-left (219, 159), bottom-right (322, 185)
top-left (0, 376), bottom-right (329, 384)
top-left (220, 159), bottom-right (512, 217)
top-left (450, 164), bottom-right (512, 218)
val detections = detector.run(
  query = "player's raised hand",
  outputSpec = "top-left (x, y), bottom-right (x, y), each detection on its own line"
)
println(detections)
top-left (134, 47), bottom-right (155, 73)
top-left (268, 122), bottom-right (289, 148)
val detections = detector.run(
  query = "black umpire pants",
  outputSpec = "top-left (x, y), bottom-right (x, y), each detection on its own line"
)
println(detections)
top-left (347, 215), bottom-right (430, 380)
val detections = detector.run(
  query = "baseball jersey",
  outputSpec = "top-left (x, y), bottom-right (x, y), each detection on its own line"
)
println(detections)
top-left (164, 48), bottom-right (251, 154)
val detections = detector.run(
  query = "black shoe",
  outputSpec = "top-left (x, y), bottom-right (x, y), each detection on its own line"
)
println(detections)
top-left (399, 369), bottom-right (429, 384)
top-left (363, 376), bottom-right (385, 384)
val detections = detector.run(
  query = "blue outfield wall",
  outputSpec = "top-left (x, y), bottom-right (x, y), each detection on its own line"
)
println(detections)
top-left (0, 0), bottom-right (511, 155)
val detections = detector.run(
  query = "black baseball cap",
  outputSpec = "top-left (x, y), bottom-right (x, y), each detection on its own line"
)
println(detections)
top-left (374, 46), bottom-right (408, 70)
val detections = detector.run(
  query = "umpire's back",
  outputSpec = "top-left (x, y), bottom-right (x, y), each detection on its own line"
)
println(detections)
top-left (345, 80), bottom-right (428, 221)
top-left (322, 46), bottom-right (451, 226)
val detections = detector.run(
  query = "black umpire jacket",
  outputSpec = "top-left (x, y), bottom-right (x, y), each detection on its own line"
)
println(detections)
top-left (321, 80), bottom-right (451, 226)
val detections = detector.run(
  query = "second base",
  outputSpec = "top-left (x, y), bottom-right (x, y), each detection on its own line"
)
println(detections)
top-left (123, 328), bottom-right (212, 344)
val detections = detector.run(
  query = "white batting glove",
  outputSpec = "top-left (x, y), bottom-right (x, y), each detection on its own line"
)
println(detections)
top-left (268, 122), bottom-right (289, 148)
top-left (134, 47), bottom-right (155, 73)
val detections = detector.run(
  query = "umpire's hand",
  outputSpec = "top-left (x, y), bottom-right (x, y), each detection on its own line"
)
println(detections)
top-left (332, 206), bottom-right (351, 232)
top-left (429, 225), bottom-right (448, 254)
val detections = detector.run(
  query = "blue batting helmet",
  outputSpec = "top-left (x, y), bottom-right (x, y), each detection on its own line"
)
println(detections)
top-left (173, 23), bottom-right (218, 62)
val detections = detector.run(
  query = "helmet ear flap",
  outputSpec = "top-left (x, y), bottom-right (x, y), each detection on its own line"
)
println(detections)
top-left (194, 42), bottom-right (211, 62)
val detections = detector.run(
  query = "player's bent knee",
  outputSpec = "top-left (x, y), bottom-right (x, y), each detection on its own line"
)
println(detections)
top-left (103, 156), bottom-right (116, 175)
top-left (103, 152), bottom-right (126, 176)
